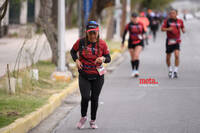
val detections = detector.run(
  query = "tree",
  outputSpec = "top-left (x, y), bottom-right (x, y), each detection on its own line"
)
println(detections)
top-left (0, 0), bottom-right (9, 37)
top-left (37, 0), bottom-right (78, 65)
top-left (37, 0), bottom-right (58, 65)
top-left (88, 0), bottom-right (114, 21)
top-left (131, 0), bottom-right (174, 11)
top-left (106, 7), bottom-right (115, 40)
top-left (66, 0), bottom-right (77, 28)
top-left (77, 0), bottom-right (115, 37)
top-left (120, 0), bottom-right (127, 37)
top-left (0, 0), bottom-right (8, 21)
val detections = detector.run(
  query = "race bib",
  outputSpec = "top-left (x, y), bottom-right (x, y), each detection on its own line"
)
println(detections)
top-left (168, 39), bottom-right (177, 45)
top-left (138, 34), bottom-right (143, 40)
top-left (96, 65), bottom-right (106, 76)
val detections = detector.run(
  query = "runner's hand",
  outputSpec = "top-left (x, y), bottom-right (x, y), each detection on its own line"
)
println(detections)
top-left (76, 59), bottom-right (82, 69)
top-left (182, 28), bottom-right (186, 33)
top-left (95, 57), bottom-right (105, 64)
top-left (167, 27), bottom-right (173, 31)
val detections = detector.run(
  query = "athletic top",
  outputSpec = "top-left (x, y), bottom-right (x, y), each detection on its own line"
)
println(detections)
top-left (162, 18), bottom-right (184, 39)
top-left (70, 38), bottom-right (111, 75)
top-left (122, 22), bottom-right (145, 45)
top-left (138, 16), bottom-right (150, 32)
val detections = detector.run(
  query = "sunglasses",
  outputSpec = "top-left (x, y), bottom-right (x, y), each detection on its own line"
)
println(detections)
top-left (88, 31), bottom-right (98, 35)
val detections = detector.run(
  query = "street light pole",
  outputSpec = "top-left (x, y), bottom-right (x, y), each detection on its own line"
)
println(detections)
top-left (126, 0), bottom-right (131, 22)
top-left (58, 0), bottom-right (66, 72)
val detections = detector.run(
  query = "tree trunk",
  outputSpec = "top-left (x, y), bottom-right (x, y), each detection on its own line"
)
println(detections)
top-left (79, 0), bottom-right (85, 37)
top-left (0, 0), bottom-right (9, 21)
top-left (38, 0), bottom-right (58, 65)
top-left (88, 0), bottom-right (98, 21)
top-left (89, 0), bottom-right (114, 21)
top-left (52, 0), bottom-right (58, 28)
top-left (0, 21), bottom-right (2, 37)
top-left (78, 0), bottom-right (114, 37)
top-left (0, 0), bottom-right (9, 38)
top-left (66, 1), bottom-right (75, 28)
top-left (106, 8), bottom-right (114, 40)
top-left (120, 0), bottom-right (127, 37)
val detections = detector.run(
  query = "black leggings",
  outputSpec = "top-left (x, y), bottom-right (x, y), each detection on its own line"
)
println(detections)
top-left (79, 75), bottom-right (104, 120)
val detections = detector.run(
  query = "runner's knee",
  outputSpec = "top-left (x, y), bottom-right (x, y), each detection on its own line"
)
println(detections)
top-left (175, 54), bottom-right (179, 60)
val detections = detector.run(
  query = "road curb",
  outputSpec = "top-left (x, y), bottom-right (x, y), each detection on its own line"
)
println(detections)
top-left (0, 49), bottom-right (122, 133)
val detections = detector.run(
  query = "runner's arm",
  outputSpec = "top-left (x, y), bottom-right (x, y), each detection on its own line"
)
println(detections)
top-left (70, 39), bottom-right (80, 62)
top-left (70, 48), bottom-right (78, 62)
top-left (181, 28), bottom-right (185, 33)
top-left (103, 54), bottom-right (111, 63)
top-left (102, 42), bottom-right (111, 63)
top-left (161, 27), bottom-right (173, 32)
top-left (122, 29), bottom-right (128, 45)
top-left (122, 24), bottom-right (129, 45)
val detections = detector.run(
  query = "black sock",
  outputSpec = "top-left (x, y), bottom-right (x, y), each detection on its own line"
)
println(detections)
top-left (135, 60), bottom-right (139, 70)
top-left (131, 61), bottom-right (135, 70)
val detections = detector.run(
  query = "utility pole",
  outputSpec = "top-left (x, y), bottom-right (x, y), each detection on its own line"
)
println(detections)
top-left (57, 0), bottom-right (66, 72)
top-left (52, 0), bottom-right (72, 82)
top-left (126, 0), bottom-right (131, 22)
top-left (114, 0), bottom-right (121, 40)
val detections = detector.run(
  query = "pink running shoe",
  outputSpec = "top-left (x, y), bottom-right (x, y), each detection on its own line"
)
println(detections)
top-left (90, 120), bottom-right (98, 129)
top-left (77, 117), bottom-right (87, 129)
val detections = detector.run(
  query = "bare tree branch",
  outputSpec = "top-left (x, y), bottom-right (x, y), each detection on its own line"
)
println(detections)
top-left (0, 0), bottom-right (9, 21)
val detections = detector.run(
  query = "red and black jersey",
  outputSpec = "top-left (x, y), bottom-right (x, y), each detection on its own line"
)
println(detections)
top-left (122, 22), bottom-right (145, 44)
top-left (71, 38), bottom-right (110, 75)
top-left (162, 18), bottom-right (184, 39)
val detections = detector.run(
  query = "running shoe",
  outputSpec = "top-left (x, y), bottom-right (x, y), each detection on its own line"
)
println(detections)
top-left (173, 72), bottom-right (178, 79)
top-left (168, 71), bottom-right (173, 79)
top-left (77, 117), bottom-right (87, 129)
top-left (131, 70), bottom-right (136, 77)
top-left (90, 120), bottom-right (98, 129)
top-left (135, 70), bottom-right (139, 77)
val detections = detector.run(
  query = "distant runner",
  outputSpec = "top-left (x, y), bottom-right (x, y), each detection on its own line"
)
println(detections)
top-left (161, 9), bottom-right (185, 78)
top-left (122, 13), bottom-right (145, 77)
top-left (138, 12), bottom-right (150, 45)
top-left (150, 16), bottom-right (160, 42)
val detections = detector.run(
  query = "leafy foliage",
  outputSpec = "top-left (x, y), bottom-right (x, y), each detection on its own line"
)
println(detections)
top-left (131, 0), bottom-right (174, 10)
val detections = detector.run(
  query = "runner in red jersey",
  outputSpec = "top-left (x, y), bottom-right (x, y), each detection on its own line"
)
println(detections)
top-left (161, 9), bottom-right (185, 78)
top-left (122, 13), bottom-right (145, 77)
top-left (70, 21), bottom-right (111, 129)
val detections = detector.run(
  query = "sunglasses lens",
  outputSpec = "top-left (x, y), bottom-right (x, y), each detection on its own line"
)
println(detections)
top-left (89, 31), bottom-right (96, 35)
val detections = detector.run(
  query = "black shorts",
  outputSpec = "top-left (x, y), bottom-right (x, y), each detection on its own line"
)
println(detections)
top-left (128, 40), bottom-right (144, 49)
top-left (166, 39), bottom-right (180, 53)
